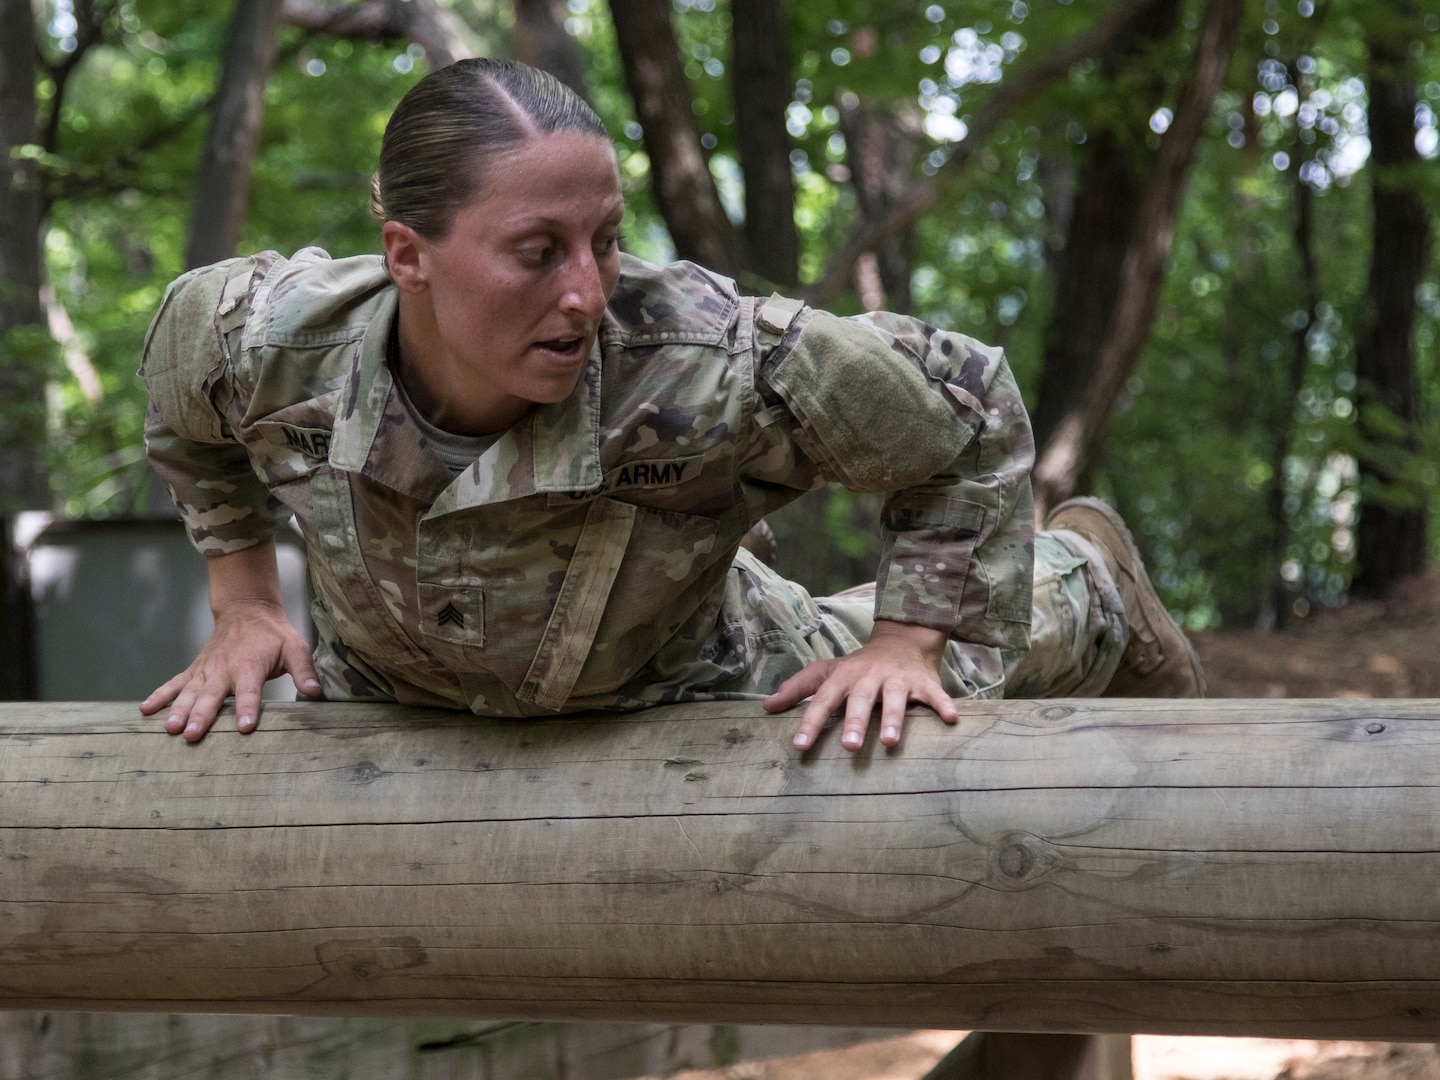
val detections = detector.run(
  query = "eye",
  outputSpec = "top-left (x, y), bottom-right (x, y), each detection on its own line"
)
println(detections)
top-left (518, 244), bottom-right (556, 267)
top-left (595, 232), bottom-right (624, 256)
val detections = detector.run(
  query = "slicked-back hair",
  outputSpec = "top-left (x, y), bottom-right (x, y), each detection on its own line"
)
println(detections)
top-left (370, 58), bottom-right (609, 239)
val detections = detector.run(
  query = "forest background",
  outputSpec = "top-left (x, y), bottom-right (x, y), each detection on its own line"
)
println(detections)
top-left (0, 0), bottom-right (1436, 651)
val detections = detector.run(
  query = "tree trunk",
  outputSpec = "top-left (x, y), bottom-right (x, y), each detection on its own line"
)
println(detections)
top-left (185, 0), bottom-right (288, 269)
top-left (1255, 171), bottom-right (1318, 632)
top-left (513, 0), bottom-right (592, 103)
top-left (731, 0), bottom-right (797, 286)
top-left (6, 697), bottom-right (1440, 1039)
top-left (1029, 0), bottom-right (1180, 453)
top-left (839, 99), bottom-right (923, 312)
top-left (608, 0), bottom-right (743, 276)
top-left (0, 0), bottom-right (49, 513)
top-left (1350, 35), bottom-right (1430, 598)
top-left (1030, 0), bottom-right (1244, 518)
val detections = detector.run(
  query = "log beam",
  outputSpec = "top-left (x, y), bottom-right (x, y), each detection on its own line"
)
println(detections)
top-left (2, 699), bottom-right (1439, 1038)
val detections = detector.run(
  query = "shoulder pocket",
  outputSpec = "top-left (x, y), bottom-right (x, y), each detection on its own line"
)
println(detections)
top-left (142, 260), bottom-right (256, 444)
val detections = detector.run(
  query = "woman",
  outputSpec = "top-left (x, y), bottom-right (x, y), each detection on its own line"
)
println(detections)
top-left (140, 59), bottom-right (1202, 750)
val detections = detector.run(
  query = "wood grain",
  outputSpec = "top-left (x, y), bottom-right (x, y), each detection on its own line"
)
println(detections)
top-left (2, 699), bottom-right (1438, 1038)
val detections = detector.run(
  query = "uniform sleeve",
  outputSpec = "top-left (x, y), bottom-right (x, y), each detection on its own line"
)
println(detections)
top-left (746, 299), bottom-right (1035, 651)
top-left (140, 257), bottom-right (291, 556)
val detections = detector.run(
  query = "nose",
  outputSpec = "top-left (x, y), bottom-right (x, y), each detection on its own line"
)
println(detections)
top-left (560, 249), bottom-right (608, 322)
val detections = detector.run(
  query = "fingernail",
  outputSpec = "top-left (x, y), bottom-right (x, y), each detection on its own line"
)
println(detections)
top-left (842, 732), bottom-right (862, 749)
top-left (166, 714), bottom-right (181, 730)
top-left (303, 679), bottom-right (321, 691)
top-left (882, 726), bottom-right (899, 741)
top-left (793, 733), bottom-right (811, 749)
top-left (185, 724), bottom-right (199, 737)
top-left (238, 714), bottom-right (254, 730)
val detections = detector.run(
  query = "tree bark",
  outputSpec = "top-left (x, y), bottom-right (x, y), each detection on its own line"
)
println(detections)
top-left (185, 0), bottom-right (288, 269)
top-left (6, 698), bottom-right (1440, 1038)
top-left (1255, 170), bottom-right (1318, 631)
top-left (1030, 0), bottom-right (1244, 518)
top-left (731, 0), bottom-right (797, 286)
top-left (513, 0), bottom-right (592, 104)
top-left (1028, 0), bottom-right (1180, 454)
top-left (608, 0), bottom-right (743, 276)
top-left (0, 0), bottom-right (49, 513)
top-left (283, 0), bottom-right (479, 69)
top-left (839, 99), bottom-right (923, 312)
top-left (1350, 33), bottom-right (1430, 598)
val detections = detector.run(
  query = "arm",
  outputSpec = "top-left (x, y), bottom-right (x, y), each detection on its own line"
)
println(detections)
top-left (749, 304), bottom-right (1036, 750)
top-left (138, 254), bottom-right (316, 740)
top-left (139, 539), bottom-right (322, 742)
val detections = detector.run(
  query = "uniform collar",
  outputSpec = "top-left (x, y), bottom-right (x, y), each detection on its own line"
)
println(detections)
top-left (330, 286), bottom-right (604, 508)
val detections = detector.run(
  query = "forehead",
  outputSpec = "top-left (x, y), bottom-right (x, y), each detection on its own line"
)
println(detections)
top-left (469, 132), bottom-right (622, 222)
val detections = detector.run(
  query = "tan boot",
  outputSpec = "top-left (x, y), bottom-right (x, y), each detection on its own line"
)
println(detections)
top-left (1045, 497), bottom-right (1207, 698)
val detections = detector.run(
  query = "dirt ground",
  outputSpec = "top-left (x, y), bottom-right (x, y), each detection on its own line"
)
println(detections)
top-left (1192, 570), bottom-right (1440, 701)
top-left (644, 572), bottom-right (1440, 1080)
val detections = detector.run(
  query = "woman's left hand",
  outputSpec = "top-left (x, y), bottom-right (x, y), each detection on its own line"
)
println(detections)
top-left (763, 620), bottom-right (959, 752)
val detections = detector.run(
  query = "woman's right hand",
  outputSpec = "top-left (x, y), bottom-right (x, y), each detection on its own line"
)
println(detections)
top-left (139, 598), bottom-right (323, 742)
top-left (138, 540), bottom-right (322, 742)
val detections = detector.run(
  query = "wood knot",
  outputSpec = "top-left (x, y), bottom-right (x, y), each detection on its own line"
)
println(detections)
top-left (986, 832), bottom-right (1060, 890)
top-left (349, 761), bottom-right (387, 784)
top-left (1032, 704), bottom-right (1076, 724)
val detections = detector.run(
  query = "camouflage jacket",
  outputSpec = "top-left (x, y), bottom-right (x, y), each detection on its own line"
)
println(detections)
top-left (142, 249), bottom-right (1035, 715)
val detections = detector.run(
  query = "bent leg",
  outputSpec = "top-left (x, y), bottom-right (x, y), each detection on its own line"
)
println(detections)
top-left (1000, 531), bottom-right (1128, 698)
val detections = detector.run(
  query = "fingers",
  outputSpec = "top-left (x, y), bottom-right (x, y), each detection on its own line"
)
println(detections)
top-left (139, 671), bottom-right (190, 716)
top-left (877, 677), bottom-right (911, 747)
top-left (283, 637), bottom-right (325, 700)
top-left (778, 662), bottom-right (960, 753)
top-left (764, 663), bottom-right (829, 714)
top-left (233, 677), bottom-right (264, 735)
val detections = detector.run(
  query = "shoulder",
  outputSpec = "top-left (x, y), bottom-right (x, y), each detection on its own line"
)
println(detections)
top-left (601, 253), bottom-right (740, 348)
top-left (246, 248), bottom-right (390, 347)
top-left (146, 248), bottom-right (390, 357)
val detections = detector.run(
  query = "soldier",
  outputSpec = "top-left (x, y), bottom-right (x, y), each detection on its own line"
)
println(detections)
top-left (139, 59), bottom-right (1203, 751)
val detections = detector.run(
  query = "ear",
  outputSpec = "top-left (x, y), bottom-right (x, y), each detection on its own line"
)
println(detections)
top-left (382, 220), bottom-right (429, 294)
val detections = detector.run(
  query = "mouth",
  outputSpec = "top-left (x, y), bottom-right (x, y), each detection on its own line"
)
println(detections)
top-left (533, 335), bottom-right (589, 361)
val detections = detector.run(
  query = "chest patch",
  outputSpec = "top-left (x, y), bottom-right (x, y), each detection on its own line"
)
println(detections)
top-left (557, 455), bottom-right (702, 502)
top-left (278, 425), bottom-right (332, 461)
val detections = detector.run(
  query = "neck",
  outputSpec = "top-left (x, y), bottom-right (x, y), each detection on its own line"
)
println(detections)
top-left (391, 293), bottom-right (534, 437)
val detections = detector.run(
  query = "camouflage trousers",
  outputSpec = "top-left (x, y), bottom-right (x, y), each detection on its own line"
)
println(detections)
top-left (726, 531), bottom-right (1128, 701)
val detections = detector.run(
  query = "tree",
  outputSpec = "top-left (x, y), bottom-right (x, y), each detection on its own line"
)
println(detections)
top-left (0, 0), bottom-right (49, 512)
top-left (1027, 0), bottom-right (1182, 455)
top-left (1030, 0), bottom-right (1245, 518)
top-left (186, 0), bottom-right (288, 268)
top-left (1350, 11), bottom-right (1431, 597)
top-left (514, 0), bottom-right (593, 103)
top-left (731, 0), bottom-right (797, 286)
top-left (283, 0), bottom-right (480, 68)
top-left (608, 0), bottom-right (743, 276)
top-left (839, 97), bottom-right (922, 311)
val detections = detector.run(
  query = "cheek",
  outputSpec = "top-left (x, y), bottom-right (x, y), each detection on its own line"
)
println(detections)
top-left (600, 259), bottom-right (622, 301)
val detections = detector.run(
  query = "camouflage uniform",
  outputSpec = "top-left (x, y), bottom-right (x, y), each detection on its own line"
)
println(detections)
top-left (143, 248), bottom-right (1124, 715)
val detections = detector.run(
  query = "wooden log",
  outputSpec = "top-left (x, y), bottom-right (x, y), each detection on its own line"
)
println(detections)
top-left (2, 698), bottom-right (1439, 1039)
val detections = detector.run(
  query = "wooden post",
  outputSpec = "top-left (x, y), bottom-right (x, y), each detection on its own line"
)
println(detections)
top-left (2, 699), bottom-right (1440, 1038)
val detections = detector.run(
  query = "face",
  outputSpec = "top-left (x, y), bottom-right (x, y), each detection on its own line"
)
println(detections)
top-left (385, 131), bottom-right (625, 434)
